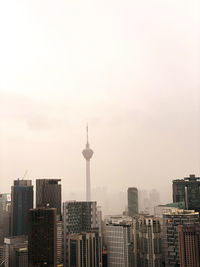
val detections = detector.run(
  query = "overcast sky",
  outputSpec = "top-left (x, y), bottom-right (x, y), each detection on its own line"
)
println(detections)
top-left (0, 0), bottom-right (200, 205)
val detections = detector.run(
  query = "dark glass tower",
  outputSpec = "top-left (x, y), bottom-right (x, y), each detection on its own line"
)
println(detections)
top-left (127, 187), bottom-right (138, 216)
top-left (28, 207), bottom-right (57, 267)
top-left (36, 179), bottom-right (61, 218)
top-left (173, 174), bottom-right (200, 212)
top-left (11, 179), bottom-right (33, 236)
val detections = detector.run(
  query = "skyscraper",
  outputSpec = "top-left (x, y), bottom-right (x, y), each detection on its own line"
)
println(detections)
top-left (63, 201), bottom-right (101, 267)
top-left (162, 209), bottom-right (199, 267)
top-left (82, 126), bottom-right (93, 201)
top-left (36, 179), bottom-right (61, 218)
top-left (127, 187), bottom-right (138, 217)
top-left (173, 174), bottom-right (200, 212)
top-left (178, 224), bottom-right (200, 267)
top-left (132, 215), bottom-right (162, 267)
top-left (11, 180), bottom-right (33, 236)
top-left (105, 216), bottom-right (133, 267)
top-left (28, 207), bottom-right (57, 267)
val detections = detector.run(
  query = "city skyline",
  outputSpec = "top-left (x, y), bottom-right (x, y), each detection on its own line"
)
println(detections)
top-left (0, 0), bottom-right (200, 211)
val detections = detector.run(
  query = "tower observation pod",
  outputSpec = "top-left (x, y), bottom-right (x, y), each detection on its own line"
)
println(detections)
top-left (82, 125), bottom-right (93, 201)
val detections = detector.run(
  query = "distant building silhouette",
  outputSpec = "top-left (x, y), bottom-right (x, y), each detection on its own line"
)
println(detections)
top-left (11, 180), bottom-right (33, 236)
top-left (36, 179), bottom-right (61, 218)
top-left (127, 187), bottom-right (138, 216)
top-left (28, 207), bottom-right (57, 267)
top-left (173, 174), bottom-right (200, 212)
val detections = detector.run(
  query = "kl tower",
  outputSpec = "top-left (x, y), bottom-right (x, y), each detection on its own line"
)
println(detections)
top-left (82, 125), bottom-right (94, 201)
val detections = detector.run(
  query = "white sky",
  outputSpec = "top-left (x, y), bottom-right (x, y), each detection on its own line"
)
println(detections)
top-left (0, 0), bottom-right (200, 205)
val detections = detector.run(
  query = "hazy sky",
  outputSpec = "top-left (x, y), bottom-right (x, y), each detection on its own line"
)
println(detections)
top-left (0, 0), bottom-right (200, 205)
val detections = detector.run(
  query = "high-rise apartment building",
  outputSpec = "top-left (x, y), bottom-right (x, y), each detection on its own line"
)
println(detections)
top-left (178, 224), bottom-right (200, 267)
top-left (105, 216), bottom-right (133, 267)
top-left (28, 207), bottom-right (57, 267)
top-left (127, 187), bottom-right (138, 217)
top-left (132, 215), bottom-right (162, 267)
top-left (4, 235), bottom-right (28, 267)
top-left (36, 179), bottom-right (61, 218)
top-left (162, 209), bottom-right (199, 267)
top-left (11, 180), bottom-right (33, 236)
top-left (173, 174), bottom-right (200, 212)
top-left (63, 201), bottom-right (101, 267)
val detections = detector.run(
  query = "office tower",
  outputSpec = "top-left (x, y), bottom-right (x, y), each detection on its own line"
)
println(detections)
top-left (63, 201), bottom-right (101, 267)
top-left (105, 216), bottom-right (133, 267)
top-left (36, 179), bottom-right (61, 218)
top-left (132, 215), bottom-right (162, 267)
top-left (178, 224), bottom-right (200, 267)
top-left (127, 187), bottom-right (138, 216)
top-left (0, 194), bottom-right (11, 243)
top-left (162, 209), bottom-right (199, 267)
top-left (28, 207), bottom-right (57, 267)
top-left (82, 126), bottom-right (93, 201)
top-left (173, 174), bottom-right (200, 212)
top-left (68, 232), bottom-right (99, 267)
top-left (11, 180), bottom-right (33, 236)
top-left (4, 235), bottom-right (28, 267)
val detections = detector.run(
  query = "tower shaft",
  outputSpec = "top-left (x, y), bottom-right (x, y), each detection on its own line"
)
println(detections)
top-left (86, 160), bottom-right (91, 201)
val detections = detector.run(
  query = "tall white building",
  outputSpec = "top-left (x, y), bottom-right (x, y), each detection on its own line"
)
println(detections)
top-left (105, 216), bottom-right (133, 267)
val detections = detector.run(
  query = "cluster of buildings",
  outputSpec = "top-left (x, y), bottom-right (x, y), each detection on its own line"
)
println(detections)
top-left (0, 179), bottom-right (102, 267)
top-left (0, 130), bottom-right (199, 267)
top-left (102, 174), bottom-right (200, 267)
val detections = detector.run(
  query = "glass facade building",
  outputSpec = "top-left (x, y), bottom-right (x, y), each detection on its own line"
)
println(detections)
top-left (28, 207), bottom-right (57, 267)
top-left (11, 180), bottom-right (33, 236)
top-left (173, 174), bottom-right (200, 212)
top-left (36, 179), bottom-right (61, 218)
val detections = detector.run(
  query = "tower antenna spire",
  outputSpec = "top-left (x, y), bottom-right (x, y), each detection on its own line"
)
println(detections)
top-left (86, 124), bottom-right (89, 145)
